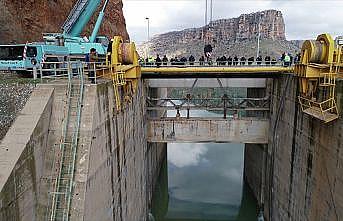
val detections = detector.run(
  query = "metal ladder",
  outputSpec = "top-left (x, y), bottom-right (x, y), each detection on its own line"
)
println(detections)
top-left (111, 64), bottom-right (126, 112)
top-left (62, 0), bottom-right (89, 34)
top-left (48, 63), bottom-right (85, 221)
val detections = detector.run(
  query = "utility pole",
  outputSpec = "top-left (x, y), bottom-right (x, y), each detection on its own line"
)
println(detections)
top-left (145, 17), bottom-right (150, 59)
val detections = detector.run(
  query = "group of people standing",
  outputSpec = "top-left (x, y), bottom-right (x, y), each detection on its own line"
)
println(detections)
top-left (143, 52), bottom-right (300, 67)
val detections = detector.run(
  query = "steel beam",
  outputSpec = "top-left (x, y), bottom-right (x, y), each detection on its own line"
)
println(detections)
top-left (146, 78), bottom-right (266, 88)
top-left (147, 117), bottom-right (269, 144)
top-left (141, 66), bottom-right (293, 78)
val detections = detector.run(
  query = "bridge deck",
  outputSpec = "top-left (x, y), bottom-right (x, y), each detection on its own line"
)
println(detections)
top-left (141, 66), bottom-right (293, 78)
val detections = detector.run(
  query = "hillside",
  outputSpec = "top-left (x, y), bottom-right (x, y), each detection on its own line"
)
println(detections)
top-left (0, 0), bottom-right (129, 43)
top-left (138, 10), bottom-right (301, 60)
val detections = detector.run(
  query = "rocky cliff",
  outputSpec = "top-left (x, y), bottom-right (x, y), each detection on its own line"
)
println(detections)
top-left (139, 10), bottom-right (300, 59)
top-left (0, 0), bottom-right (129, 43)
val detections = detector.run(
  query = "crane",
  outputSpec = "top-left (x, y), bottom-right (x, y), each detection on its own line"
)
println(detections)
top-left (43, 0), bottom-right (110, 56)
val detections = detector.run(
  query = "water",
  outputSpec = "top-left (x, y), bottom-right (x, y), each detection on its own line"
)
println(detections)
top-left (151, 107), bottom-right (258, 221)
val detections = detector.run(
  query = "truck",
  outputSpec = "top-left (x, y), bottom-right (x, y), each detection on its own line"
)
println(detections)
top-left (0, 0), bottom-right (109, 73)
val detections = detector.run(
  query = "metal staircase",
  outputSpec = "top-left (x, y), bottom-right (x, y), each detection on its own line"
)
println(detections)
top-left (62, 0), bottom-right (89, 34)
top-left (49, 63), bottom-right (85, 221)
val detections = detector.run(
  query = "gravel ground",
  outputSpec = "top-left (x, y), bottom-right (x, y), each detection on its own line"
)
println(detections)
top-left (0, 72), bottom-right (36, 141)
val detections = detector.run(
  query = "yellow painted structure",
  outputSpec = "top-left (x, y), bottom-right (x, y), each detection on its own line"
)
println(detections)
top-left (141, 66), bottom-right (292, 74)
top-left (101, 34), bottom-right (342, 123)
top-left (294, 33), bottom-right (343, 123)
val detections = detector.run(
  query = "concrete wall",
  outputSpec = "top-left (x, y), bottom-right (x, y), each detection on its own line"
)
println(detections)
top-left (245, 76), bottom-right (343, 221)
top-left (82, 81), bottom-right (166, 221)
top-left (0, 86), bottom-right (54, 221)
top-left (0, 80), bottom-right (166, 221)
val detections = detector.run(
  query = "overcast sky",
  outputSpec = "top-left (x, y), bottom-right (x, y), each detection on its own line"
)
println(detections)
top-left (122, 0), bottom-right (343, 43)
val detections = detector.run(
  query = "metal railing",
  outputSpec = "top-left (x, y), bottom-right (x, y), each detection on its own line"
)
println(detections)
top-left (147, 96), bottom-right (270, 119)
top-left (38, 61), bottom-right (109, 84)
top-left (140, 60), bottom-right (292, 67)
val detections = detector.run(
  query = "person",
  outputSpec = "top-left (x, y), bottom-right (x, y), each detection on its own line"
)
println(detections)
top-left (181, 57), bottom-right (188, 65)
top-left (265, 55), bottom-right (271, 65)
top-left (174, 56), bottom-right (180, 65)
top-left (216, 57), bottom-right (221, 66)
top-left (248, 57), bottom-right (254, 65)
top-left (233, 56), bottom-right (239, 66)
top-left (227, 56), bottom-right (233, 66)
top-left (199, 56), bottom-right (205, 66)
top-left (221, 55), bottom-right (227, 66)
top-left (256, 56), bottom-right (262, 65)
top-left (155, 54), bottom-right (162, 67)
top-left (280, 52), bottom-right (286, 62)
top-left (240, 56), bottom-right (246, 65)
top-left (271, 57), bottom-right (277, 65)
top-left (189, 55), bottom-right (195, 65)
top-left (204, 44), bottom-right (213, 62)
top-left (85, 48), bottom-right (97, 83)
top-left (148, 56), bottom-right (154, 66)
top-left (284, 53), bottom-right (291, 67)
top-left (162, 55), bottom-right (168, 65)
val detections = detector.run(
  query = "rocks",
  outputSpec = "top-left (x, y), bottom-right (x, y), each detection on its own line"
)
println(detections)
top-left (0, 0), bottom-right (129, 44)
top-left (0, 72), bottom-right (35, 140)
top-left (138, 10), bottom-right (300, 59)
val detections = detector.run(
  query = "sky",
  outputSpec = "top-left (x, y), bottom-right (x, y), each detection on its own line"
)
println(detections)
top-left (122, 0), bottom-right (343, 43)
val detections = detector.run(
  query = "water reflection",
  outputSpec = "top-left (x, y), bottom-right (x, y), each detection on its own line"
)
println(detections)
top-left (152, 104), bottom-right (258, 221)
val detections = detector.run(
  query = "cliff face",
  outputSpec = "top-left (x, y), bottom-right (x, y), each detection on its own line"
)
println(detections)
top-left (0, 0), bottom-right (129, 44)
top-left (139, 10), bottom-right (299, 59)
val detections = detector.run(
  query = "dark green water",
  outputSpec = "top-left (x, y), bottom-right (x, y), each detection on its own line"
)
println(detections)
top-left (151, 143), bottom-right (258, 221)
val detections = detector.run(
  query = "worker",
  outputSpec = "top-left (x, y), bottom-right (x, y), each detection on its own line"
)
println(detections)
top-left (284, 53), bottom-right (291, 67)
top-left (189, 55), bottom-right (195, 65)
top-left (162, 55), bottom-right (168, 65)
top-left (155, 54), bottom-right (162, 67)
top-left (85, 48), bottom-right (98, 83)
top-left (148, 56), bottom-right (154, 66)
top-left (271, 57), bottom-right (277, 65)
top-left (199, 56), bottom-right (205, 66)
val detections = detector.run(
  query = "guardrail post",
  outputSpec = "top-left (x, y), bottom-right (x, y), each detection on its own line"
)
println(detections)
top-left (33, 66), bottom-right (37, 80)
top-left (223, 94), bottom-right (228, 119)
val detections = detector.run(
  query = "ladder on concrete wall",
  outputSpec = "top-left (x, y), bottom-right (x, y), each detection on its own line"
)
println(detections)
top-left (49, 63), bottom-right (85, 221)
top-left (111, 64), bottom-right (126, 112)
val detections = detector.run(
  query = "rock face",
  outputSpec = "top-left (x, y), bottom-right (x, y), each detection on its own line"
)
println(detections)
top-left (139, 10), bottom-right (300, 59)
top-left (0, 0), bottom-right (129, 43)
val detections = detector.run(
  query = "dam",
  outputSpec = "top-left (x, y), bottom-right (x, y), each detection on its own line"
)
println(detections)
top-left (1, 1), bottom-right (343, 221)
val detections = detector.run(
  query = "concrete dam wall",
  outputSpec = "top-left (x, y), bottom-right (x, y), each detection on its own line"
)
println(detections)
top-left (245, 77), bottom-right (343, 221)
top-left (0, 80), bottom-right (166, 221)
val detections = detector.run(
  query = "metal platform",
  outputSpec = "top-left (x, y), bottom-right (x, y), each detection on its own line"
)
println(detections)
top-left (303, 107), bottom-right (339, 123)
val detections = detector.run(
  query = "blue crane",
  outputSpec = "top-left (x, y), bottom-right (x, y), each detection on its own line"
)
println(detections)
top-left (62, 0), bottom-right (109, 43)
top-left (0, 0), bottom-right (111, 73)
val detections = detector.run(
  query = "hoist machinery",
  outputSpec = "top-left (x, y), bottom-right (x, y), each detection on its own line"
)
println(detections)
top-left (294, 33), bottom-right (343, 123)
top-left (104, 36), bottom-right (141, 112)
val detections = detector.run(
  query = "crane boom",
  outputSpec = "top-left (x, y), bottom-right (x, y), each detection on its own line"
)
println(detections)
top-left (90, 0), bottom-right (109, 42)
top-left (62, 0), bottom-right (102, 37)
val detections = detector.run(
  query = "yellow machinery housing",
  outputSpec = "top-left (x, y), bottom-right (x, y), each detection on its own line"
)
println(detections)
top-left (102, 36), bottom-right (141, 111)
top-left (294, 33), bottom-right (343, 123)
